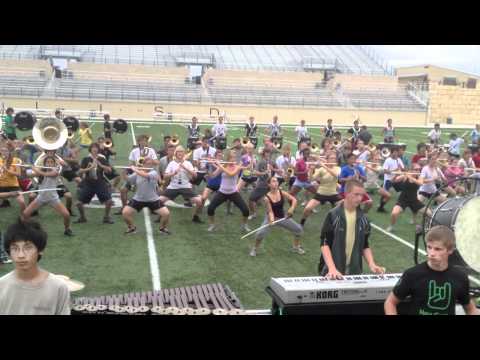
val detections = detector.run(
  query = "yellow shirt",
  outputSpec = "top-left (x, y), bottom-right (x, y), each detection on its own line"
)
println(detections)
top-left (344, 207), bottom-right (357, 266)
top-left (314, 166), bottom-right (340, 195)
top-left (79, 128), bottom-right (93, 146)
top-left (0, 157), bottom-right (21, 187)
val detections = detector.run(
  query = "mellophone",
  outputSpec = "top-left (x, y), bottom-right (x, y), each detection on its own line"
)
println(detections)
top-left (71, 283), bottom-right (245, 315)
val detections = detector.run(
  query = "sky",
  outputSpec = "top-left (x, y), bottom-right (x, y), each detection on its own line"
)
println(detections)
top-left (372, 45), bottom-right (480, 76)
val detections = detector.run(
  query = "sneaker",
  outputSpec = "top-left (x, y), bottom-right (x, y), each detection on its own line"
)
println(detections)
top-left (249, 248), bottom-right (257, 257)
top-left (292, 246), bottom-right (306, 255)
top-left (192, 215), bottom-right (204, 224)
top-left (103, 217), bottom-right (114, 224)
top-left (124, 226), bottom-right (137, 235)
top-left (312, 208), bottom-right (318, 214)
top-left (242, 224), bottom-right (251, 233)
top-left (247, 213), bottom-right (257, 220)
top-left (0, 257), bottom-right (12, 264)
top-left (386, 226), bottom-right (394, 232)
top-left (376, 207), bottom-right (386, 213)
top-left (74, 217), bottom-right (87, 224)
top-left (159, 228), bottom-right (171, 235)
top-left (0, 200), bottom-right (11, 208)
top-left (64, 229), bottom-right (74, 236)
top-left (207, 224), bottom-right (217, 232)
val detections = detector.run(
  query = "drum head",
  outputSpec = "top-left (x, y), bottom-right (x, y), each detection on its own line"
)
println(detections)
top-left (453, 197), bottom-right (480, 273)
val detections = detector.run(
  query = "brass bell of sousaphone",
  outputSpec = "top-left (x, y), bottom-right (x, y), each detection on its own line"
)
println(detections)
top-left (32, 117), bottom-right (68, 150)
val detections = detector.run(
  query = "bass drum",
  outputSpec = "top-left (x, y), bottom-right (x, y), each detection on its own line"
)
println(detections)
top-left (429, 196), bottom-right (480, 274)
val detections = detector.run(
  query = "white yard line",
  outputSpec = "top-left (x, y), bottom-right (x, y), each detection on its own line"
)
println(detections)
top-left (371, 223), bottom-right (480, 286)
top-left (130, 123), bottom-right (162, 291)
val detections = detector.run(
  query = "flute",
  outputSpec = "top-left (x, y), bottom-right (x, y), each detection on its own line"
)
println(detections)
top-left (114, 166), bottom-right (154, 170)
top-left (391, 171), bottom-right (421, 175)
top-left (14, 164), bottom-right (59, 170)
top-left (200, 160), bottom-right (236, 164)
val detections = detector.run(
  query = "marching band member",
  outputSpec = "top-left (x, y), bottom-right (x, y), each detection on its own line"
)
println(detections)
top-left (122, 158), bottom-right (170, 235)
top-left (441, 156), bottom-right (465, 197)
top-left (385, 225), bottom-right (479, 315)
top-left (339, 153), bottom-right (372, 212)
top-left (159, 144), bottom-right (176, 188)
top-left (355, 139), bottom-right (370, 163)
top-left (363, 150), bottom-right (383, 195)
top-left (2, 107), bottom-right (17, 140)
top-left (295, 119), bottom-right (310, 147)
top-left (274, 144), bottom-right (296, 189)
top-left (192, 136), bottom-right (216, 187)
top-left (78, 122), bottom-right (93, 151)
top-left (470, 124), bottom-right (480, 145)
top-left (103, 113), bottom-right (113, 144)
top-left (377, 147), bottom-right (405, 213)
top-left (266, 115), bottom-right (282, 138)
top-left (249, 176), bottom-right (305, 257)
top-left (323, 118), bottom-right (335, 138)
top-left (320, 137), bottom-right (333, 155)
top-left (236, 143), bottom-right (257, 192)
top-left (357, 125), bottom-right (372, 145)
top-left (417, 153), bottom-right (447, 205)
top-left (206, 151), bottom-right (250, 232)
top-left (397, 145), bottom-right (410, 169)
top-left (386, 163), bottom-right (428, 232)
top-left (319, 179), bottom-right (386, 278)
top-left (159, 146), bottom-right (204, 226)
top-left (411, 143), bottom-right (428, 166)
top-left (187, 116), bottom-right (201, 150)
top-left (0, 143), bottom-right (26, 211)
top-left (200, 150), bottom-right (224, 205)
top-left (347, 119), bottom-right (361, 145)
top-left (22, 156), bottom-right (73, 236)
top-left (458, 149), bottom-right (475, 180)
top-left (336, 141), bottom-right (352, 167)
top-left (248, 148), bottom-right (277, 220)
top-left (289, 147), bottom-right (317, 199)
top-left (75, 143), bottom-right (115, 224)
top-left (157, 135), bottom-right (172, 158)
top-left (382, 118), bottom-right (396, 143)
top-left (211, 116), bottom-right (227, 149)
top-left (447, 132), bottom-right (466, 157)
top-left (98, 136), bottom-right (120, 192)
top-left (427, 123), bottom-right (442, 146)
top-left (117, 134), bottom-right (158, 213)
top-left (300, 152), bottom-right (341, 227)
top-left (245, 116), bottom-right (258, 148)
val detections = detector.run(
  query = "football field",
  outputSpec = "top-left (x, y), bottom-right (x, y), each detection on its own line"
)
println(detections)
top-left (0, 120), bottom-right (477, 310)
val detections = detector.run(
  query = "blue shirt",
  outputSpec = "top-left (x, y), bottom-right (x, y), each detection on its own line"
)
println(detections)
top-left (339, 165), bottom-right (366, 193)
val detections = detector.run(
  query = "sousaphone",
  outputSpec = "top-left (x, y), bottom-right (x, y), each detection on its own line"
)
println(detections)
top-left (32, 117), bottom-right (68, 150)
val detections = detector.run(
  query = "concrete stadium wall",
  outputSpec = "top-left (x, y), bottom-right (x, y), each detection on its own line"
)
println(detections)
top-left (428, 82), bottom-right (480, 125)
top-left (2, 97), bottom-right (427, 127)
top-left (397, 65), bottom-right (480, 85)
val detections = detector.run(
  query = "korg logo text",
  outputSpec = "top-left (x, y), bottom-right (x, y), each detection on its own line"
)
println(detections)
top-left (315, 290), bottom-right (339, 299)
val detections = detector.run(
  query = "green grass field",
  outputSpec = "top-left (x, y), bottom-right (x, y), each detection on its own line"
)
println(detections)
top-left (0, 121), bottom-right (476, 310)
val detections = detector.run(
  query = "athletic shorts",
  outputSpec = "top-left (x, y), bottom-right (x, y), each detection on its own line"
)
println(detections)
top-left (396, 198), bottom-right (424, 214)
top-left (313, 193), bottom-right (342, 206)
top-left (18, 178), bottom-right (34, 192)
top-left (241, 176), bottom-right (257, 184)
top-left (292, 179), bottom-right (313, 189)
top-left (206, 184), bottom-right (220, 192)
top-left (0, 186), bottom-right (20, 193)
top-left (163, 188), bottom-right (198, 201)
top-left (57, 184), bottom-right (70, 198)
top-left (78, 181), bottom-right (111, 204)
top-left (191, 172), bottom-right (206, 186)
top-left (128, 199), bottom-right (165, 213)
top-left (61, 169), bottom-right (79, 182)
top-left (249, 186), bottom-right (269, 202)
top-left (384, 180), bottom-right (404, 192)
top-left (418, 191), bottom-right (440, 199)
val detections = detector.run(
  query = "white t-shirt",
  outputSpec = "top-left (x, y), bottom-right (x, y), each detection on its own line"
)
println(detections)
top-left (192, 146), bottom-right (216, 170)
top-left (448, 138), bottom-right (464, 155)
top-left (275, 155), bottom-right (296, 178)
top-left (128, 146), bottom-right (157, 163)
top-left (295, 126), bottom-right (308, 141)
top-left (383, 157), bottom-right (404, 182)
top-left (419, 165), bottom-right (442, 194)
top-left (427, 129), bottom-right (441, 142)
top-left (357, 149), bottom-right (370, 162)
top-left (165, 160), bottom-right (194, 189)
top-left (212, 123), bottom-right (227, 137)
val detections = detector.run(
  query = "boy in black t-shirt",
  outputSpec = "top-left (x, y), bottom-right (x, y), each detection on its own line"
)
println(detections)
top-left (384, 225), bottom-right (479, 315)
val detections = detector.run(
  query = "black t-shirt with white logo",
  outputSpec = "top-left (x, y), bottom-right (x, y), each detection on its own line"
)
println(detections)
top-left (393, 262), bottom-right (470, 315)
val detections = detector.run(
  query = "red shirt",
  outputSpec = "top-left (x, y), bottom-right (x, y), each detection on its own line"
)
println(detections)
top-left (473, 153), bottom-right (480, 168)
top-left (295, 158), bottom-right (309, 182)
top-left (411, 154), bottom-right (424, 165)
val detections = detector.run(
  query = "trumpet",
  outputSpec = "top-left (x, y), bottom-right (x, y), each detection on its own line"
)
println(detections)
top-left (137, 156), bottom-right (145, 166)
top-left (241, 137), bottom-right (252, 147)
top-left (381, 147), bottom-right (391, 158)
top-left (23, 135), bottom-right (35, 145)
top-left (67, 130), bottom-right (75, 140)
top-left (104, 139), bottom-right (113, 148)
top-left (367, 143), bottom-right (377, 152)
top-left (286, 167), bottom-right (295, 176)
